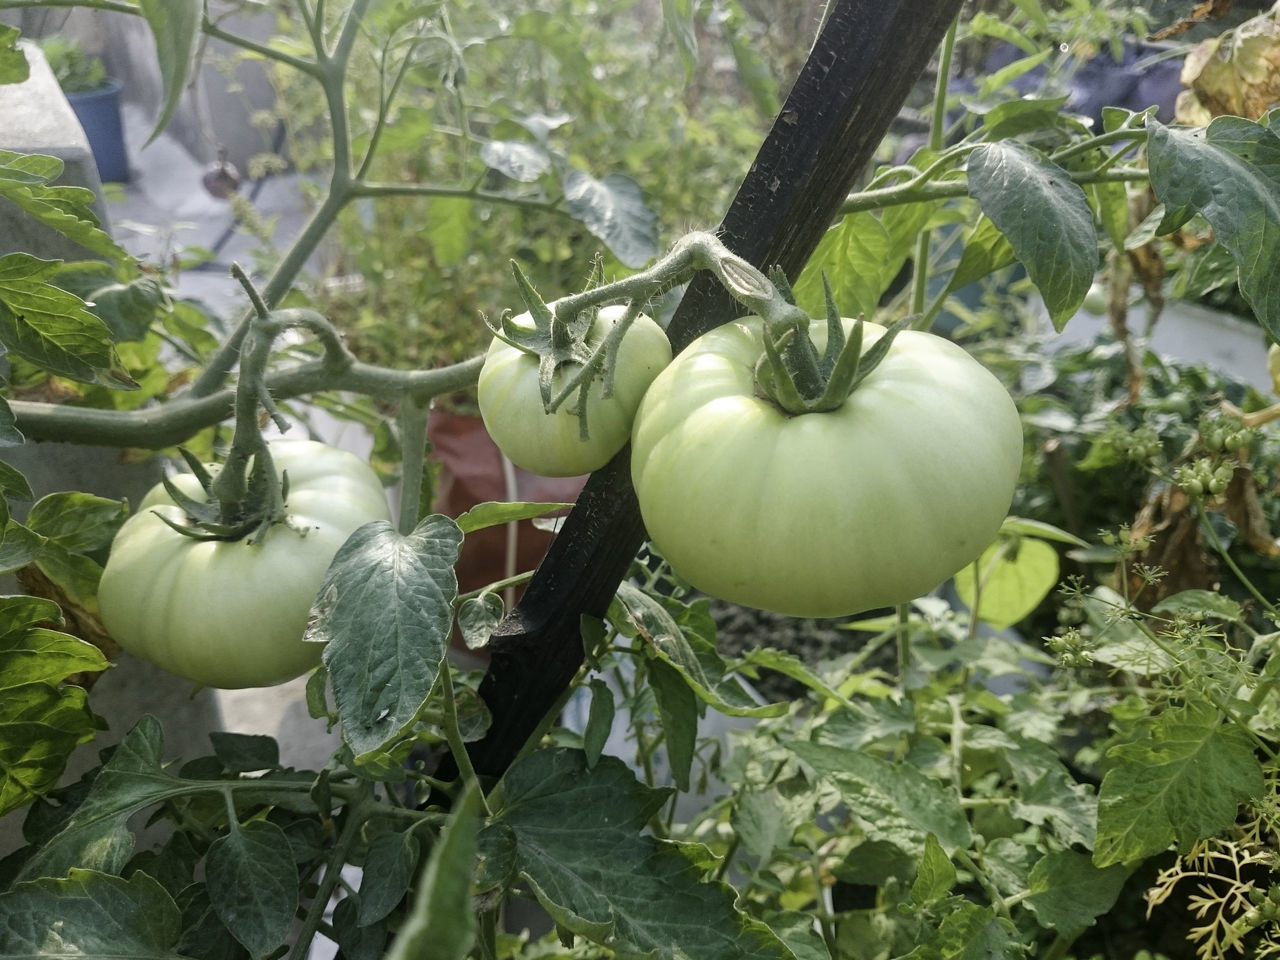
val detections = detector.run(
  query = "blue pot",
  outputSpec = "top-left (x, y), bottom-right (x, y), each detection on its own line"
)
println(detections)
top-left (67, 78), bottom-right (128, 183)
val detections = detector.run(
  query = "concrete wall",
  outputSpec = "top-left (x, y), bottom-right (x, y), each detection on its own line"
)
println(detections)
top-left (1, 3), bottom-right (281, 172)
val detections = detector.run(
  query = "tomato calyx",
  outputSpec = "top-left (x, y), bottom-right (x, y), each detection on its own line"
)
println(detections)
top-left (153, 446), bottom-right (293, 544)
top-left (484, 260), bottom-right (649, 441)
top-left (754, 277), bottom-right (910, 415)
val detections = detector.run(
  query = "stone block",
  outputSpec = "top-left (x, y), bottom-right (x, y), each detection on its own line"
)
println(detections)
top-left (0, 41), bottom-right (112, 260)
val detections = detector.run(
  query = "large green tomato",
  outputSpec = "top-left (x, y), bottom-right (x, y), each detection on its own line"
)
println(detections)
top-left (630, 317), bottom-right (1023, 618)
top-left (477, 303), bottom-right (672, 477)
top-left (97, 440), bottom-right (391, 688)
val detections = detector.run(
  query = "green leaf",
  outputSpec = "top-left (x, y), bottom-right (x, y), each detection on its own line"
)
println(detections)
top-left (954, 536), bottom-right (1059, 630)
top-left (1090, 174), bottom-right (1131, 253)
top-left (1, 626), bottom-right (108, 687)
top-left (964, 13), bottom-right (1039, 56)
top-left (486, 748), bottom-right (796, 960)
top-left (205, 820), bottom-right (299, 959)
top-left (732, 788), bottom-right (805, 862)
top-left (766, 911), bottom-right (831, 960)
top-left (1081, 587), bottom-right (1177, 676)
top-left (455, 500), bottom-right (573, 534)
top-left (332, 895), bottom-right (386, 960)
top-left (28, 542), bottom-right (103, 610)
top-left (911, 834), bottom-right (957, 904)
top-left (614, 584), bottom-right (784, 718)
top-left (661, 0), bottom-right (698, 79)
top-left (979, 96), bottom-right (1070, 141)
top-left (1003, 736), bottom-right (1098, 849)
top-left (357, 830), bottom-right (421, 927)
top-left (0, 253), bottom-right (135, 387)
top-left (87, 275), bottom-right (168, 342)
top-left (457, 592), bottom-right (504, 650)
top-left (561, 168), bottom-right (658, 269)
top-left (14, 716), bottom-right (177, 882)
top-left (0, 681), bottom-right (99, 819)
top-left (0, 868), bottom-right (184, 957)
top-left (896, 901), bottom-right (1022, 959)
top-left (0, 595), bottom-right (61, 639)
top-left (311, 516), bottom-right (462, 761)
top-left (735, 647), bottom-right (862, 709)
top-left (583, 677), bottom-right (615, 769)
top-left (1007, 0), bottom-right (1050, 32)
top-left (0, 151), bottom-right (126, 260)
top-left (964, 141), bottom-right (1097, 329)
top-left (0, 460), bottom-right (33, 502)
top-left (1094, 699), bottom-right (1264, 867)
top-left (0, 521), bottom-right (45, 575)
top-left (208, 731), bottom-right (280, 774)
top-left (997, 516), bottom-right (1087, 547)
top-left (479, 140), bottom-right (551, 182)
top-left (173, 882), bottom-right (246, 960)
top-left (1025, 850), bottom-right (1126, 932)
top-left (793, 212), bottom-right (894, 320)
top-left (1151, 589), bottom-right (1243, 621)
top-left (137, 0), bottom-right (202, 144)
top-left (0, 597), bottom-right (107, 817)
top-left (0, 397), bottom-right (23, 446)
top-left (427, 196), bottom-right (473, 267)
top-left (25, 490), bottom-right (128, 553)
top-left (647, 657), bottom-right (698, 791)
top-left (1147, 117), bottom-right (1280, 336)
top-left (719, 0), bottom-right (780, 118)
top-left (384, 783), bottom-right (482, 960)
top-left (977, 47), bottom-right (1053, 99)
top-left (948, 215), bottom-right (1018, 294)
top-left (0, 24), bottom-right (29, 85)
top-left (795, 199), bottom-right (938, 320)
top-left (789, 741), bottom-right (973, 856)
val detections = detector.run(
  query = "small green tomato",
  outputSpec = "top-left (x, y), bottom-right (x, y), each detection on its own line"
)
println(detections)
top-left (478, 303), bottom-right (672, 477)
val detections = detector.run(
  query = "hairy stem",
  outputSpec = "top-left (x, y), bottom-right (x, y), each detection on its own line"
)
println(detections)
top-left (10, 355), bottom-right (483, 449)
top-left (910, 14), bottom-right (957, 317)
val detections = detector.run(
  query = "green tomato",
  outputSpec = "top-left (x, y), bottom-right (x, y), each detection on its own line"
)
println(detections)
top-left (477, 303), bottom-right (673, 477)
top-left (630, 317), bottom-right (1024, 618)
top-left (97, 440), bottom-right (391, 688)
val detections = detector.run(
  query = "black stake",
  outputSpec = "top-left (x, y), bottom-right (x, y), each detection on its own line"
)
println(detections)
top-left (452, 0), bottom-right (967, 783)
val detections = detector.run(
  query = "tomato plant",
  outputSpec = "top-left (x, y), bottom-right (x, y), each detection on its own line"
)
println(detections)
top-left (630, 316), bottom-right (1023, 617)
top-left (97, 439), bottom-right (391, 688)
top-left (5, 2), bottom-right (1280, 959)
top-left (477, 302), bottom-right (672, 477)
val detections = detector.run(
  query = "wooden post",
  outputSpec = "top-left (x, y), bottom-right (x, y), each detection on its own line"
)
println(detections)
top-left (459, 0), bottom-right (966, 781)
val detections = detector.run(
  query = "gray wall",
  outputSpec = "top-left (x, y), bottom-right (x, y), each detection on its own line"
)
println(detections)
top-left (1, 3), bottom-right (281, 172)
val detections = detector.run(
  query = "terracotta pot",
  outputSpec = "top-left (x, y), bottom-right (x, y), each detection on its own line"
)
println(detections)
top-left (428, 409), bottom-right (586, 602)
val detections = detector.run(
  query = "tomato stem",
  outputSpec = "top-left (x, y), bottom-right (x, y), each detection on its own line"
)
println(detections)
top-left (164, 267), bottom-right (361, 543)
top-left (489, 230), bottom-right (906, 425)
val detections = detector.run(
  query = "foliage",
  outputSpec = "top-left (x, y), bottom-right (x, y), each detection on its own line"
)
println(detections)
top-left (0, 1), bottom-right (1280, 959)
top-left (231, 0), bottom-right (785, 381)
top-left (36, 34), bottom-right (106, 93)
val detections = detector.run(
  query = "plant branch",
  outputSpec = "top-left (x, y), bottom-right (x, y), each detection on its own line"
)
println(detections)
top-left (842, 166), bottom-right (1149, 215)
top-left (188, 179), bottom-right (357, 398)
top-left (910, 14), bottom-right (957, 316)
top-left (351, 180), bottom-right (565, 216)
top-left (188, 0), bottom-right (369, 399)
top-left (9, 354), bottom-right (483, 449)
top-left (286, 782), bottom-right (374, 960)
top-left (203, 15), bottom-right (318, 75)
